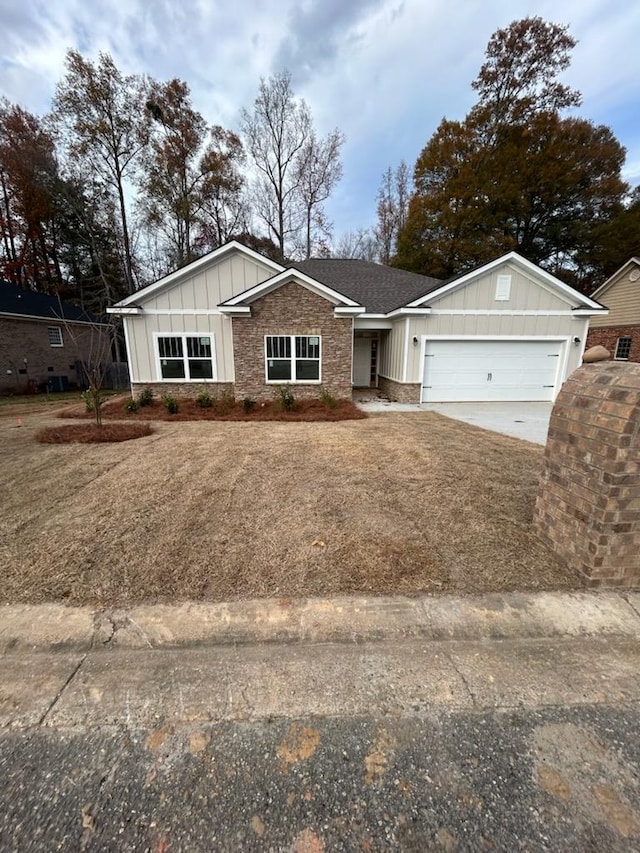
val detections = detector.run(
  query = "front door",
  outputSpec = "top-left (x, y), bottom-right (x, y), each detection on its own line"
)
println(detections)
top-left (353, 337), bottom-right (376, 386)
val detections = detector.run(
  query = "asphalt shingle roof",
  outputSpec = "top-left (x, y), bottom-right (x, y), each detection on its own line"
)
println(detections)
top-left (0, 282), bottom-right (97, 323)
top-left (290, 259), bottom-right (443, 314)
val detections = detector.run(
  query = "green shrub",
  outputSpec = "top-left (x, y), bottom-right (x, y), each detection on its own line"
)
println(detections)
top-left (242, 397), bottom-right (256, 413)
top-left (277, 385), bottom-right (295, 412)
top-left (81, 389), bottom-right (94, 412)
top-left (161, 393), bottom-right (179, 414)
top-left (213, 389), bottom-right (235, 415)
top-left (124, 398), bottom-right (139, 414)
top-left (137, 387), bottom-right (154, 407)
top-left (196, 389), bottom-right (213, 408)
top-left (319, 387), bottom-right (337, 409)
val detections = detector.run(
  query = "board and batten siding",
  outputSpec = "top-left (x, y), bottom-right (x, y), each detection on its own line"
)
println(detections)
top-left (405, 314), bottom-right (586, 383)
top-left (377, 320), bottom-right (407, 381)
top-left (123, 254), bottom-right (278, 384)
top-left (590, 270), bottom-right (640, 328)
top-left (141, 255), bottom-right (277, 312)
top-left (125, 313), bottom-right (234, 383)
top-left (431, 264), bottom-right (570, 312)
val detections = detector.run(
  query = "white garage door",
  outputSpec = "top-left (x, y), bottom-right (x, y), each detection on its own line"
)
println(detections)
top-left (421, 339), bottom-right (563, 402)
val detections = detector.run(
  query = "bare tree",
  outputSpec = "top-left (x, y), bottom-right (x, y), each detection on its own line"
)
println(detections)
top-left (240, 71), bottom-right (312, 261)
top-left (332, 228), bottom-right (379, 261)
top-left (56, 305), bottom-right (114, 427)
top-left (53, 50), bottom-right (148, 294)
top-left (296, 128), bottom-right (344, 258)
top-left (375, 161), bottom-right (410, 264)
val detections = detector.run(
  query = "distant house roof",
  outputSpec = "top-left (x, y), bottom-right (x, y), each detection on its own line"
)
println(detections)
top-left (290, 259), bottom-right (443, 314)
top-left (0, 282), bottom-right (99, 323)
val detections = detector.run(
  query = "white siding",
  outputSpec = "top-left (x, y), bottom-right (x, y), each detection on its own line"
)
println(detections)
top-left (431, 262), bottom-right (573, 312)
top-left (125, 313), bottom-right (234, 383)
top-left (378, 320), bottom-right (406, 381)
top-left (143, 255), bottom-right (276, 311)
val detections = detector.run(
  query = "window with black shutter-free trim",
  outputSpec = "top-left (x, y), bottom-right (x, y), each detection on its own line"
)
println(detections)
top-left (265, 335), bottom-right (321, 382)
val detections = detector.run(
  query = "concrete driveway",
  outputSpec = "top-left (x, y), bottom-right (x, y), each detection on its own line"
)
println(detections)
top-left (357, 398), bottom-right (553, 445)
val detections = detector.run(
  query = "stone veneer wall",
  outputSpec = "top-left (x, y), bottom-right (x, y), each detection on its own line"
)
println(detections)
top-left (378, 376), bottom-right (421, 404)
top-left (131, 382), bottom-right (234, 399)
top-left (231, 281), bottom-right (353, 401)
top-left (586, 325), bottom-right (640, 363)
top-left (533, 361), bottom-right (640, 588)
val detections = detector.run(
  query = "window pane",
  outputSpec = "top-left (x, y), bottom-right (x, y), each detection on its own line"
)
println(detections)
top-left (296, 336), bottom-right (319, 358)
top-left (615, 337), bottom-right (632, 359)
top-left (161, 359), bottom-right (185, 379)
top-left (266, 336), bottom-right (291, 359)
top-left (267, 359), bottom-right (291, 381)
top-left (158, 337), bottom-right (183, 359)
top-left (296, 360), bottom-right (320, 380)
top-left (187, 337), bottom-right (211, 358)
top-left (188, 359), bottom-right (213, 380)
top-left (48, 327), bottom-right (63, 346)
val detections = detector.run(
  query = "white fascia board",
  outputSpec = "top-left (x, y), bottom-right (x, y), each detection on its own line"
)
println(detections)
top-left (218, 305), bottom-right (251, 315)
top-left (107, 306), bottom-right (142, 315)
top-left (334, 306), bottom-right (365, 316)
top-left (591, 257), bottom-right (640, 298)
top-left (222, 268), bottom-right (361, 308)
top-left (114, 241), bottom-right (285, 308)
top-left (385, 307), bottom-right (432, 318)
top-left (572, 308), bottom-right (609, 317)
top-left (406, 252), bottom-right (605, 310)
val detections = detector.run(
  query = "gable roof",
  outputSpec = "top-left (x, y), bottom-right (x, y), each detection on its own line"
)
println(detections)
top-left (219, 267), bottom-right (364, 312)
top-left (291, 259), bottom-right (443, 314)
top-left (113, 240), bottom-right (284, 307)
top-left (0, 281), bottom-right (99, 323)
top-left (406, 252), bottom-right (607, 311)
top-left (591, 257), bottom-right (640, 299)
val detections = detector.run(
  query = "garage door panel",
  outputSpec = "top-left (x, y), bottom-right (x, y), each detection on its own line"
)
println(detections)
top-left (422, 340), bottom-right (562, 402)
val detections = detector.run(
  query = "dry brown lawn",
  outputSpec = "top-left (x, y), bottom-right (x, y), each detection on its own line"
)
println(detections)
top-left (0, 399), bottom-right (579, 606)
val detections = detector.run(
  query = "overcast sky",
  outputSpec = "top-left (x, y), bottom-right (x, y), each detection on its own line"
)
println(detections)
top-left (1, 0), bottom-right (639, 241)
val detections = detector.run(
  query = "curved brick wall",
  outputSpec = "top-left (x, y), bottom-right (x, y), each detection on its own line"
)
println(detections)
top-left (534, 362), bottom-right (640, 588)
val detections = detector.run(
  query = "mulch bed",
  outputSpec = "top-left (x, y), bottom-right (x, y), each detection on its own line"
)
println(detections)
top-left (36, 422), bottom-right (154, 444)
top-left (60, 397), bottom-right (366, 422)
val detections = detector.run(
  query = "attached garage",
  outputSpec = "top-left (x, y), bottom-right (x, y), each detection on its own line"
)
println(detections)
top-left (421, 338), bottom-right (566, 403)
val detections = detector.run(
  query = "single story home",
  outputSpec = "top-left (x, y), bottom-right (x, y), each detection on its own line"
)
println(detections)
top-left (108, 241), bottom-right (607, 403)
top-left (586, 257), bottom-right (640, 362)
top-left (0, 282), bottom-right (104, 394)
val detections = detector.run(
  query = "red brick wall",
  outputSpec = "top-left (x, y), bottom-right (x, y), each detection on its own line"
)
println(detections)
top-left (0, 317), bottom-right (103, 393)
top-left (231, 282), bottom-right (353, 401)
top-left (586, 325), bottom-right (640, 363)
top-left (533, 362), bottom-right (640, 588)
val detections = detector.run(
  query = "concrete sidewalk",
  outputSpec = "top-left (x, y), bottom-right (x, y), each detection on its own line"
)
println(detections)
top-left (2, 590), bottom-right (640, 652)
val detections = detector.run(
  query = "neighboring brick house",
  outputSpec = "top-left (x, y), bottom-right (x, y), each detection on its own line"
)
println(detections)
top-left (586, 257), bottom-right (640, 362)
top-left (0, 282), bottom-right (106, 394)
top-left (109, 241), bottom-right (607, 403)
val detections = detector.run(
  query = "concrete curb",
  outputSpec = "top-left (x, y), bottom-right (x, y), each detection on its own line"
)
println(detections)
top-left (1, 591), bottom-right (639, 653)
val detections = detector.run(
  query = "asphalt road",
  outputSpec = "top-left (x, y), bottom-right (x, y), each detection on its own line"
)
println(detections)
top-left (1, 630), bottom-right (640, 851)
top-left (1, 706), bottom-right (639, 851)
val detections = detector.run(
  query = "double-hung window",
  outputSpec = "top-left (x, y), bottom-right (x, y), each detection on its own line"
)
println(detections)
top-left (157, 335), bottom-right (215, 380)
top-left (265, 335), bottom-right (321, 382)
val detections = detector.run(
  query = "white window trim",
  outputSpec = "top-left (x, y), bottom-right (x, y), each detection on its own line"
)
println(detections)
top-left (495, 275), bottom-right (511, 301)
top-left (153, 331), bottom-right (217, 383)
top-left (264, 334), bottom-right (322, 384)
top-left (614, 336), bottom-right (632, 360)
top-left (48, 326), bottom-right (64, 347)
